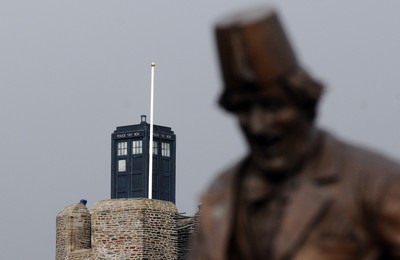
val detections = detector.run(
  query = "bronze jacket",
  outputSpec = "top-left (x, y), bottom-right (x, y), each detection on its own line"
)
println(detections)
top-left (191, 131), bottom-right (400, 260)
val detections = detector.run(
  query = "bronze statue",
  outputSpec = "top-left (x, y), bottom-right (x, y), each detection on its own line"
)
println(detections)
top-left (190, 7), bottom-right (400, 260)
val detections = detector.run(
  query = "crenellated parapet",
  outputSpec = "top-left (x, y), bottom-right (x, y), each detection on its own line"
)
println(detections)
top-left (56, 202), bottom-right (91, 260)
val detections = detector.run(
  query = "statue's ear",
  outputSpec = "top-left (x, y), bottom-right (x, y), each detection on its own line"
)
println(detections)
top-left (286, 68), bottom-right (324, 103)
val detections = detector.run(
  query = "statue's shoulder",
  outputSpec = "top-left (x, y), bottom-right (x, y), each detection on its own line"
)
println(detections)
top-left (325, 131), bottom-right (400, 178)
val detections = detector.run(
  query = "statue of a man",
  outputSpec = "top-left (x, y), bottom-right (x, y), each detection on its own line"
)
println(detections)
top-left (191, 7), bottom-right (400, 260)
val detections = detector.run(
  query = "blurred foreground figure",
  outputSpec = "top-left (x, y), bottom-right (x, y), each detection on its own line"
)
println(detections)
top-left (191, 7), bottom-right (400, 260)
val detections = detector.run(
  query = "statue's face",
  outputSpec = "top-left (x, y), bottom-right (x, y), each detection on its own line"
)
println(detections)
top-left (234, 86), bottom-right (315, 174)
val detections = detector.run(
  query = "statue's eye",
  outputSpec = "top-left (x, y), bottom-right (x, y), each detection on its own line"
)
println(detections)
top-left (232, 102), bottom-right (252, 113)
top-left (261, 99), bottom-right (285, 111)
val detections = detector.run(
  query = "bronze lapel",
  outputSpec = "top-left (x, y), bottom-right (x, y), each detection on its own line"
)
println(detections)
top-left (274, 180), bottom-right (333, 259)
top-left (274, 133), bottom-right (343, 259)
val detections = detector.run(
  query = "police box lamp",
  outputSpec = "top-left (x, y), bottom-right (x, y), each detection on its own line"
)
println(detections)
top-left (215, 6), bottom-right (323, 113)
top-left (141, 115), bottom-right (147, 123)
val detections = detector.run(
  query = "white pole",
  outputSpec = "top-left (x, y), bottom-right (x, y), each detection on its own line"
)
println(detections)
top-left (148, 62), bottom-right (156, 199)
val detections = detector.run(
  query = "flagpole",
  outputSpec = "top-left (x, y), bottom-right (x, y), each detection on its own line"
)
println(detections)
top-left (148, 62), bottom-right (155, 199)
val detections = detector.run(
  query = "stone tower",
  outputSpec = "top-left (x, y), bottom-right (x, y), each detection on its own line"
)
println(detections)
top-left (56, 119), bottom-right (198, 259)
top-left (56, 198), bottom-right (184, 260)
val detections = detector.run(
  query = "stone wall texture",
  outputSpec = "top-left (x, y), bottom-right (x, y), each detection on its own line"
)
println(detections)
top-left (91, 198), bottom-right (177, 259)
top-left (56, 198), bottom-right (196, 260)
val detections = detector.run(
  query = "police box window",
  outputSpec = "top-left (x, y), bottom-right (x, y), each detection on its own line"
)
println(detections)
top-left (118, 159), bottom-right (126, 172)
top-left (132, 140), bottom-right (143, 155)
top-left (161, 142), bottom-right (170, 157)
top-left (153, 141), bottom-right (158, 155)
top-left (117, 142), bottom-right (127, 156)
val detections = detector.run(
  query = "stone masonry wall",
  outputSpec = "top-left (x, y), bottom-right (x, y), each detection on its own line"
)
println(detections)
top-left (177, 214), bottom-right (199, 260)
top-left (91, 198), bottom-right (178, 260)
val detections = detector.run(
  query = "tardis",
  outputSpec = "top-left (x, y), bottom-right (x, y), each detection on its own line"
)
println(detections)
top-left (111, 115), bottom-right (176, 203)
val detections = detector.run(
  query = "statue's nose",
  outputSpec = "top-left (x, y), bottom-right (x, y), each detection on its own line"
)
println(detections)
top-left (247, 105), bottom-right (274, 135)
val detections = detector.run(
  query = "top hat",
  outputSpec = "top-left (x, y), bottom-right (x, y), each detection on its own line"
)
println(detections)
top-left (215, 7), bottom-right (299, 109)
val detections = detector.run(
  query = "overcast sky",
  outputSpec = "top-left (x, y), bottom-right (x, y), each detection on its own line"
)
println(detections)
top-left (1, 1), bottom-right (400, 259)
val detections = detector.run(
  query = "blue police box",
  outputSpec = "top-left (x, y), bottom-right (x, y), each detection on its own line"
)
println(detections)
top-left (111, 115), bottom-right (176, 203)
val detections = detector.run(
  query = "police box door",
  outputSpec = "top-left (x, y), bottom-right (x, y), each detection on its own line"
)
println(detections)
top-left (114, 138), bottom-right (146, 198)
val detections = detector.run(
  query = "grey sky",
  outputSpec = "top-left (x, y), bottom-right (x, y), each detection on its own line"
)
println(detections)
top-left (1, 1), bottom-right (400, 259)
